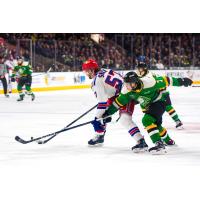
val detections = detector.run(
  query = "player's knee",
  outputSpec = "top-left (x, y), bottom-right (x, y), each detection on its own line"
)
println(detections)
top-left (119, 113), bottom-right (135, 127)
top-left (142, 114), bottom-right (156, 127)
top-left (119, 113), bottom-right (131, 121)
top-left (166, 105), bottom-right (173, 112)
top-left (17, 86), bottom-right (22, 91)
top-left (157, 118), bottom-right (162, 126)
top-left (25, 86), bottom-right (31, 91)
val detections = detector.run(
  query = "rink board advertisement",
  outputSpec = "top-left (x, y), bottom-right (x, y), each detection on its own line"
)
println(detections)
top-left (0, 70), bottom-right (200, 94)
top-left (0, 72), bottom-right (92, 94)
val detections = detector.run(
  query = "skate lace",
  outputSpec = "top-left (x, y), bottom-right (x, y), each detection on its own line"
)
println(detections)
top-left (176, 120), bottom-right (182, 125)
top-left (156, 141), bottom-right (165, 148)
top-left (93, 135), bottom-right (100, 141)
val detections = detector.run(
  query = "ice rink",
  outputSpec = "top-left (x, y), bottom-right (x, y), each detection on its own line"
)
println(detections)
top-left (1, 87), bottom-right (200, 200)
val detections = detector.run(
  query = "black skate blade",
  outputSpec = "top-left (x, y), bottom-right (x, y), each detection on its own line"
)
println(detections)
top-left (88, 143), bottom-right (104, 147)
top-left (132, 147), bottom-right (148, 153)
top-left (176, 126), bottom-right (184, 130)
top-left (150, 149), bottom-right (167, 155)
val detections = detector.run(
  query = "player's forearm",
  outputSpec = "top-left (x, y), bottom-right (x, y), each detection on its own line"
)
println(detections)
top-left (166, 76), bottom-right (193, 87)
top-left (106, 94), bottom-right (130, 116)
top-left (167, 77), bottom-right (180, 86)
top-left (11, 73), bottom-right (16, 77)
top-left (156, 76), bottom-right (185, 88)
top-left (106, 104), bottom-right (119, 115)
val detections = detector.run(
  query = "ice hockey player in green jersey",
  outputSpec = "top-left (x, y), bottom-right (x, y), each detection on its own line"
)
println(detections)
top-left (136, 61), bottom-right (176, 146)
top-left (11, 57), bottom-right (35, 101)
top-left (103, 71), bottom-right (193, 154)
top-left (136, 56), bottom-right (183, 129)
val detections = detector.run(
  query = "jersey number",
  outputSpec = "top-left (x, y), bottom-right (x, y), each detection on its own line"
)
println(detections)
top-left (105, 70), bottom-right (122, 91)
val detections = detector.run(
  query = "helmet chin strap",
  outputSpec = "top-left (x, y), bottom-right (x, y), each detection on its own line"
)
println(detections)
top-left (143, 69), bottom-right (148, 76)
top-left (138, 69), bottom-right (148, 77)
top-left (132, 81), bottom-right (143, 93)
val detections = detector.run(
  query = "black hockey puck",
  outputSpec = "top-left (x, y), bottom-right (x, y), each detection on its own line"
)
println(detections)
top-left (37, 140), bottom-right (43, 144)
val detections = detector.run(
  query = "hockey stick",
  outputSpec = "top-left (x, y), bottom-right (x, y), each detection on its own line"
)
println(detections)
top-left (15, 121), bottom-right (94, 144)
top-left (32, 67), bottom-right (52, 77)
top-left (15, 116), bottom-right (111, 144)
top-left (38, 104), bottom-right (98, 144)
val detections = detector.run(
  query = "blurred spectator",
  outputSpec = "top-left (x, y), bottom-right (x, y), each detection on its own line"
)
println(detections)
top-left (156, 60), bottom-right (165, 70)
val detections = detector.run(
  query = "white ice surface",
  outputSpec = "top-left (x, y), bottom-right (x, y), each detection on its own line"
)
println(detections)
top-left (0, 87), bottom-right (200, 200)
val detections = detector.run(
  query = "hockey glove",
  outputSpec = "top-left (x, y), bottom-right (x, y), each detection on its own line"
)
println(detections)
top-left (102, 110), bottom-right (113, 122)
top-left (11, 77), bottom-right (15, 82)
top-left (91, 115), bottom-right (112, 133)
top-left (178, 78), bottom-right (193, 87)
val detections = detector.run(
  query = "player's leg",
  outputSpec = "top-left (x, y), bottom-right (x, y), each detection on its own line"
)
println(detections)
top-left (158, 125), bottom-right (175, 145)
top-left (17, 78), bottom-right (25, 101)
top-left (165, 94), bottom-right (183, 129)
top-left (88, 120), bottom-right (106, 146)
top-left (25, 75), bottom-right (35, 101)
top-left (142, 101), bottom-right (166, 154)
top-left (88, 97), bottom-right (116, 146)
top-left (156, 104), bottom-right (176, 146)
top-left (166, 105), bottom-right (183, 129)
top-left (119, 101), bottom-right (148, 152)
top-left (1, 77), bottom-right (9, 97)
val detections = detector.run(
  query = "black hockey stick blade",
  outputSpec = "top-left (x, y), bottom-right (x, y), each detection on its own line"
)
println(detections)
top-left (15, 136), bottom-right (30, 144)
top-left (15, 135), bottom-right (50, 144)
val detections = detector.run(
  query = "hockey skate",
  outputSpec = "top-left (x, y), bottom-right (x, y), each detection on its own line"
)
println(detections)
top-left (176, 120), bottom-right (183, 129)
top-left (148, 140), bottom-right (167, 155)
top-left (5, 94), bottom-right (9, 98)
top-left (17, 94), bottom-right (25, 101)
top-left (164, 138), bottom-right (176, 146)
top-left (164, 139), bottom-right (178, 149)
top-left (88, 134), bottom-right (105, 146)
top-left (132, 138), bottom-right (148, 153)
top-left (31, 93), bottom-right (35, 101)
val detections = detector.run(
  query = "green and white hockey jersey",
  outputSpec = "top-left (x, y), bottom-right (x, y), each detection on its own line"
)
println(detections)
top-left (106, 74), bottom-right (182, 114)
top-left (12, 64), bottom-right (32, 78)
